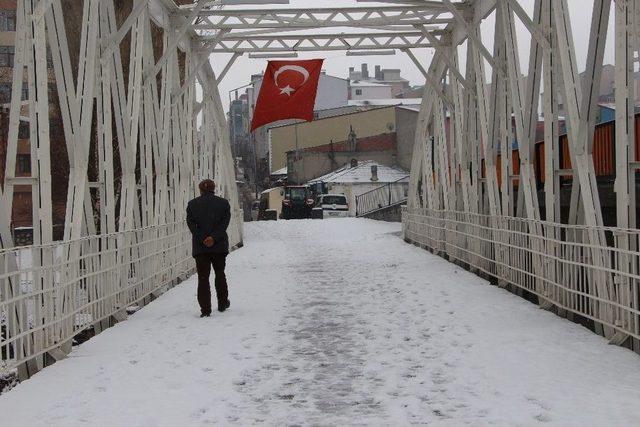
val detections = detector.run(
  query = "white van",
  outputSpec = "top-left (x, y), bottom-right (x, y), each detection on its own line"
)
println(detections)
top-left (315, 194), bottom-right (349, 218)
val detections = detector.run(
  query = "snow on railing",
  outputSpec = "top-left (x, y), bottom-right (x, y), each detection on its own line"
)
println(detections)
top-left (0, 214), bottom-right (243, 377)
top-left (355, 176), bottom-right (409, 217)
top-left (402, 207), bottom-right (640, 343)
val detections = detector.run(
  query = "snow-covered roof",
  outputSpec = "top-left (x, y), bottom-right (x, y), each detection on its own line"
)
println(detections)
top-left (398, 105), bottom-right (421, 113)
top-left (271, 166), bottom-right (287, 176)
top-left (308, 160), bottom-right (409, 184)
top-left (349, 80), bottom-right (391, 88)
top-left (348, 98), bottom-right (422, 107)
top-left (260, 187), bottom-right (282, 195)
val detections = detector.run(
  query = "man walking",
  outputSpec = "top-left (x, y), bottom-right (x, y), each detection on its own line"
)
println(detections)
top-left (187, 179), bottom-right (231, 317)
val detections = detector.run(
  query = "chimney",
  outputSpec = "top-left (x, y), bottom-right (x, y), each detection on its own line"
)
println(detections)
top-left (375, 65), bottom-right (382, 80)
top-left (370, 164), bottom-right (379, 182)
top-left (361, 63), bottom-right (369, 79)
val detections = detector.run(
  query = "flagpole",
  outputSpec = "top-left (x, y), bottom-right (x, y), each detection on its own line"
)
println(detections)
top-left (294, 121), bottom-right (299, 183)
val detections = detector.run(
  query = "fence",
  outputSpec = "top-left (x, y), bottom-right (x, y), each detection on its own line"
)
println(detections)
top-left (1, 209), bottom-right (244, 377)
top-left (355, 176), bottom-right (409, 217)
top-left (402, 207), bottom-right (640, 344)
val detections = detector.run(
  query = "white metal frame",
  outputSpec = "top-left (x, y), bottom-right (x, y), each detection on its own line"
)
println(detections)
top-left (2, 0), bottom-right (640, 380)
top-left (1, 0), bottom-right (242, 379)
top-left (404, 0), bottom-right (640, 348)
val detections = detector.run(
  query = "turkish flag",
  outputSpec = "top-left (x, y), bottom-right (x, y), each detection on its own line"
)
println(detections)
top-left (250, 59), bottom-right (324, 131)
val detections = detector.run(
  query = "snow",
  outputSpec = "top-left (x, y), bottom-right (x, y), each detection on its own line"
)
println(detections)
top-left (349, 80), bottom-right (391, 87)
top-left (347, 98), bottom-right (422, 107)
top-left (270, 166), bottom-right (287, 176)
top-left (2, 219), bottom-right (640, 426)
top-left (309, 160), bottom-right (409, 184)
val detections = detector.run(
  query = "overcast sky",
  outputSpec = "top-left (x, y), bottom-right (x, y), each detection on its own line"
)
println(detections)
top-left (204, 1), bottom-right (613, 112)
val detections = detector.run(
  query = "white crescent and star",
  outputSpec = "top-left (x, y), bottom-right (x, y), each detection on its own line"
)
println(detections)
top-left (273, 65), bottom-right (310, 97)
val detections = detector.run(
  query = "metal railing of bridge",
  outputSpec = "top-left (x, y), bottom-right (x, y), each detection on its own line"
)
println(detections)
top-left (0, 0), bottom-right (245, 380)
top-left (0, 209), bottom-right (243, 379)
top-left (1, 222), bottom-right (192, 378)
top-left (355, 176), bottom-right (410, 217)
top-left (403, 207), bottom-right (640, 344)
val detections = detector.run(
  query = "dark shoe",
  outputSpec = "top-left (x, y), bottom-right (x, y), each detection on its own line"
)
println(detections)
top-left (218, 299), bottom-right (230, 312)
top-left (200, 312), bottom-right (211, 318)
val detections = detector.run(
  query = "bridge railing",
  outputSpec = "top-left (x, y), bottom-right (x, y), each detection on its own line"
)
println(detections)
top-left (402, 207), bottom-right (640, 342)
top-left (1, 211), bottom-right (243, 377)
top-left (356, 176), bottom-right (409, 217)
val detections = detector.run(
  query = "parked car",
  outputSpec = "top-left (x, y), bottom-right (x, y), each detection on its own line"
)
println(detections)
top-left (250, 200), bottom-right (260, 221)
top-left (281, 185), bottom-right (314, 219)
top-left (315, 194), bottom-right (349, 218)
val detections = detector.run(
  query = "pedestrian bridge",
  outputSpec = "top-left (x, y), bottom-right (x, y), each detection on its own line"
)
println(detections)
top-left (2, 0), bottom-right (640, 423)
top-left (1, 219), bottom-right (639, 426)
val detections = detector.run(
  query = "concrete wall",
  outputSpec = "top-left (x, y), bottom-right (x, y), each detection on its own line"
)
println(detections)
top-left (395, 107), bottom-right (419, 171)
top-left (349, 85), bottom-right (393, 100)
top-left (362, 203), bottom-right (404, 222)
top-left (287, 150), bottom-right (397, 184)
top-left (269, 106), bottom-right (397, 172)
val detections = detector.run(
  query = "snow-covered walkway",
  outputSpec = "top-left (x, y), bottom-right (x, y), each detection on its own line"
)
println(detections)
top-left (2, 219), bottom-right (640, 426)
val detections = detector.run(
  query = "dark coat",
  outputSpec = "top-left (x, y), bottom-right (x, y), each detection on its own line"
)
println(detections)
top-left (186, 192), bottom-right (231, 256)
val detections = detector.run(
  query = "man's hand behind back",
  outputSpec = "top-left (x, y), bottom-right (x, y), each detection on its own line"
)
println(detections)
top-left (203, 236), bottom-right (215, 248)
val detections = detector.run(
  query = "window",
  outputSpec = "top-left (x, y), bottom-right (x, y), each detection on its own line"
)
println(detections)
top-left (288, 188), bottom-right (306, 201)
top-left (322, 195), bottom-right (347, 205)
top-left (355, 89), bottom-right (362, 96)
top-left (18, 122), bottom-right (29, 139)
top-left (17, 154), bottom-right (31, 174)
top-left (0, 46), bottom-right (14, 67)
top-left (0, 83), bottom-right (10, 103)
top-left (0, 11), bottom-right (16, 32)
top-left (46, 49), bottom-right (53, 68)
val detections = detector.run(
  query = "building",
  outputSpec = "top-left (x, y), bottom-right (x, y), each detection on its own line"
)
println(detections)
top-left (347, 98), bottom-right (422, 108)
top-left (269, 105), bottom-right (397, 173)
top-left (308, 160), bottom-right (409, 217)
top-left (229, 93), bottom-right (249, 152)
top-left (286, 104), bottom-right (418, 184)
top-left (249, 71), bottom-right (349, 156)
top-left (349, 80), bottom-right (393, 100)
top-left (348, 63), bottom-right (411, 98)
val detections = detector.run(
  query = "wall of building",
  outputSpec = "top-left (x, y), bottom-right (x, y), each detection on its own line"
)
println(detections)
top-left (349, 84), bottom-right (393, 100)
top-left (269, 106), bottom-right (397, 172)
top-left (395, 107), bottom-right (419, 171)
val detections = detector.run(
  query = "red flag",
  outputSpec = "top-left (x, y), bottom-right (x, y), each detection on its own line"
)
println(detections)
top-left (251, 59), bottom-right (324, 131)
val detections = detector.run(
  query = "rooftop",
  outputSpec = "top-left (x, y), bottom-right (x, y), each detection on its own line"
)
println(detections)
top-left (308, 160), bottom-right (409, 184)
top-left (347, 98), bottom-right (422, 107)
top-left (349, 80), bottom-right (392, 87)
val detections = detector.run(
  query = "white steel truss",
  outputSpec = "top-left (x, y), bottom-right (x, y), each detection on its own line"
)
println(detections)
top-left (1, 0), bottom-right (242, 379)
top-left (197, 31), bottom-right (440, 53)
top-left (2, 0), bottom-right (640, 381)
top-left (404, 0), bottom-right (640, 350)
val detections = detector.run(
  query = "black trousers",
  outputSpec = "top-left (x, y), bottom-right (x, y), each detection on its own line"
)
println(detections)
top-left (194, 253), bottom-right (228, 314)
